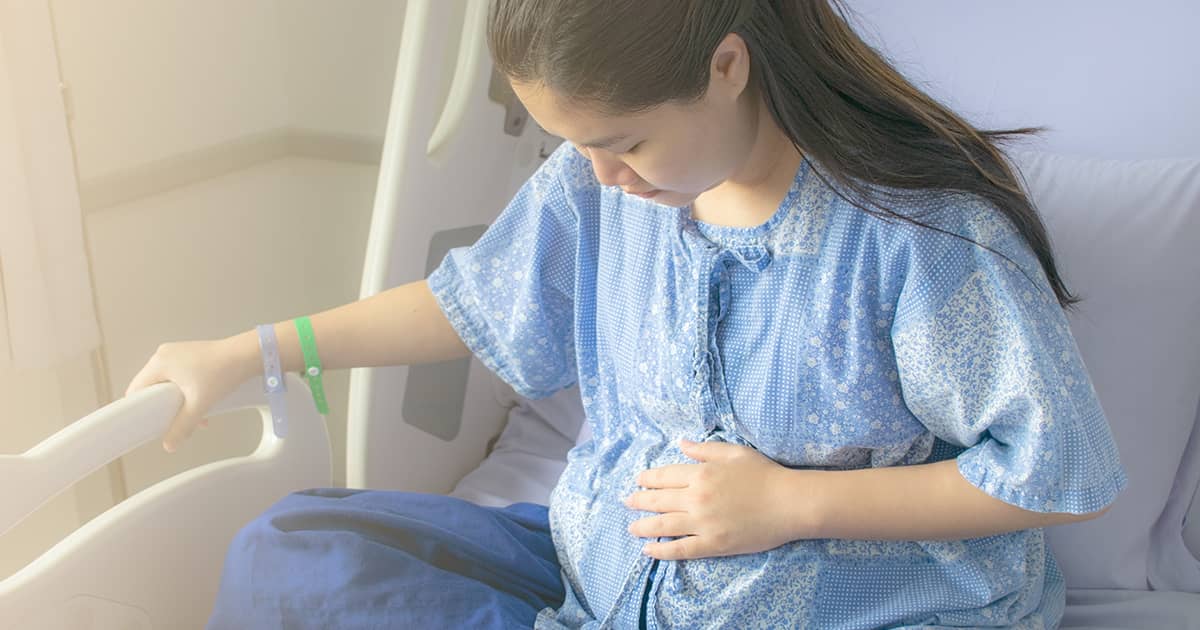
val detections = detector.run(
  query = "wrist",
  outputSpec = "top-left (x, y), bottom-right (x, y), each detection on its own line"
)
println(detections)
top-left (222, 329), bottom-right (265, 384)
top-left (774, 467), bottom-right (831, 541)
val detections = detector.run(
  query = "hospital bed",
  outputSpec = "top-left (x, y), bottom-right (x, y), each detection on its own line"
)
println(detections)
top-left (2, 0), bottom-right (1198, 628)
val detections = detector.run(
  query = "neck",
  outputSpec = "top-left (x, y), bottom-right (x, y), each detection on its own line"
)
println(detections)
top-left (692, 97), bottom-right (803, 226)
top-left (732, 98), bottom-right (802, 192)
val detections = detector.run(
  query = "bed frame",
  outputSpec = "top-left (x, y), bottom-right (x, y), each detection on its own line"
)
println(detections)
top-left (2, 1), bottom-right (1197, 628)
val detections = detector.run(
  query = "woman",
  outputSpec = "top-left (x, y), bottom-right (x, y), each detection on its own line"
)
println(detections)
top-left (132, 1), bottom-right (1126, 627)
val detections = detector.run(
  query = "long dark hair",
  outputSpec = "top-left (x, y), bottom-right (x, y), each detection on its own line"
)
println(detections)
top-left (488, 0), bottom-right (1079, 310)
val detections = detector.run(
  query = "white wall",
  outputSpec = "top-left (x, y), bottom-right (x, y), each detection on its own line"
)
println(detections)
top-left (1, 0), bottom-right (406, 580)
top-left (846, 0), bottom-right (1200, 160)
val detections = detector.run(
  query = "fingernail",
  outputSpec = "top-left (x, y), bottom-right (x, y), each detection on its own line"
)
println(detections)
top-left (163, 442), bottom-right (175, 453)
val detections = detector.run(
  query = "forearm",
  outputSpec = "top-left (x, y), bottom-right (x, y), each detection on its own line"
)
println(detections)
top-left (788, 459), bottom-right (1105, 541)
top-left (224, 279), bottom-right (471, 382)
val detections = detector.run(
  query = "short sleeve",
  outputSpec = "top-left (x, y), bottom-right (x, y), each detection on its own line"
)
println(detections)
top-left (427, 144), bottom-right (594, 399)
top-left (890, 200), bottom-right (1128, 514)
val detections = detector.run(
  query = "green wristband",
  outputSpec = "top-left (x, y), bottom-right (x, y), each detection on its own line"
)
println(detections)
top-left (293, 316), bottom-right (329, 415)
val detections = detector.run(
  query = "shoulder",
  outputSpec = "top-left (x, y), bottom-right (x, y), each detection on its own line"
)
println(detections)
top-left (510, 143), bottom-right (601, 226)
top-left (874, 190), bottom-right (1063, 330)
top-left (872, 189), bottom-right (1041, 279)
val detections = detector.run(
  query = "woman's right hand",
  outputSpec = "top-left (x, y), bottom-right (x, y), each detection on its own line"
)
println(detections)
top-left (124, 337), bottom-right (253, 453)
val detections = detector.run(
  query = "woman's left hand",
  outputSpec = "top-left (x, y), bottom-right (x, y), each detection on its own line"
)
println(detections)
top-left (625, 438), bottom-right (820, 561)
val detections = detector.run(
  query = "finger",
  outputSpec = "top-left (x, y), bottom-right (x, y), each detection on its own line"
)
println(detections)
top-left (625, 488), bottom-right (688, 513)
top-left (125, 361), bottom-right (161, 398)
top-left (629, 511), bottom-right (693, 539)
top-left (679, 438), bottom-right (742, 461)
top-left (643, 535), bottom-right (703, 561)
top-left (199, 418), bottom-right (210, 428)
top-left (163, 408), bottom-right (200, 453)
top-left (636, 464), bottom-right (697, 489)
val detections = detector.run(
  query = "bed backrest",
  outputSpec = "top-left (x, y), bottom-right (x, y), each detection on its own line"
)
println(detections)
top-left (346, 0), bottom-right (554, 495)
top-left (846, 0), bottom-right (1200, 592)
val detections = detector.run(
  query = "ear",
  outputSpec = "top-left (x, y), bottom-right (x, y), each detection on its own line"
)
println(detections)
top-left (709, 32), bottom-right (751, 103)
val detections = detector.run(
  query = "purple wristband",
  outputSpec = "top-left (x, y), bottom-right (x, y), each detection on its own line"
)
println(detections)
top-left (256, 324), bottom-right (288, 438)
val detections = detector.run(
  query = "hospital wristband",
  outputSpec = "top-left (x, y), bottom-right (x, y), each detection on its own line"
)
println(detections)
top-left (256, 324), bottom-right (289, 438)
top-left (293, 316), bottom-right (329, 415)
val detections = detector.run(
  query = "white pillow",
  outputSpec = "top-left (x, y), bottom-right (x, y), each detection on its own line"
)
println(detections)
top-left (1187, 460), bottom-right (1200, 560)
top-left (1152, 402), bottom-right (1200, 591)
top-left (449, 378), bottom-right (585, 508)
top-left (1007, 150), bottom-right (1200, 591)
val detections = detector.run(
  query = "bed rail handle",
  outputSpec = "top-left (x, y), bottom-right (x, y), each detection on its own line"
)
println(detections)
top-left (0, 374), bottom-right (328, 539)
top-left (425, 0), bottom-right (489, 160)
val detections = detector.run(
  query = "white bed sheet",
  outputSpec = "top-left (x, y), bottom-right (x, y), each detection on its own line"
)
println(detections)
top-left (1061, 589), bottom-right (1200, 629)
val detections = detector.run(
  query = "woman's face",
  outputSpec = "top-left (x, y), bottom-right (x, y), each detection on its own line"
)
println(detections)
top-left (509, 37), bottom-right (758, 208)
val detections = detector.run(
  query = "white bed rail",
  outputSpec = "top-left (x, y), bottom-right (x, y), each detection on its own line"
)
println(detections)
top-left (0, 374), bottom-right (333, 630)
top-left (347, 0), bottom-right (524, 492)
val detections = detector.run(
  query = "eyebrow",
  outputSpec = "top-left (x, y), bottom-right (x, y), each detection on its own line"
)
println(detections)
top-left (534, 119), bottom-right (632, 150)
top-left (578, 133), bottom-right (631, 150)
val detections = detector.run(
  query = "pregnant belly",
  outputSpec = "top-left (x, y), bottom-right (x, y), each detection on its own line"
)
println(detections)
top-left (548, 462), bottom-right (651, 623)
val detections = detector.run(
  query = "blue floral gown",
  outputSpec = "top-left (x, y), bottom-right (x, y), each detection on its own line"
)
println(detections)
top-left (424, 142), bottom-right (1127, 629)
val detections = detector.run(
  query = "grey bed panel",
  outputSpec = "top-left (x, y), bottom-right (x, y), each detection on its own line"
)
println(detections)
top-left (402, 225), bottom-right (488, 441)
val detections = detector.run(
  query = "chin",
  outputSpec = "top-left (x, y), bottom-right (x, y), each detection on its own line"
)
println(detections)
top-left (651, 191), bottom-right (697, 208)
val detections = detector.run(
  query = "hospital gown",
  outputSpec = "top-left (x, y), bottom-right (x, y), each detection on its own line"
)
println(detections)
top-left (426, 143), bottom-right (1128, 629)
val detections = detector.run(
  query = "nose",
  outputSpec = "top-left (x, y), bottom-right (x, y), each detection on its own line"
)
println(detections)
top-left (586, 149), bottom-right (637, 187)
